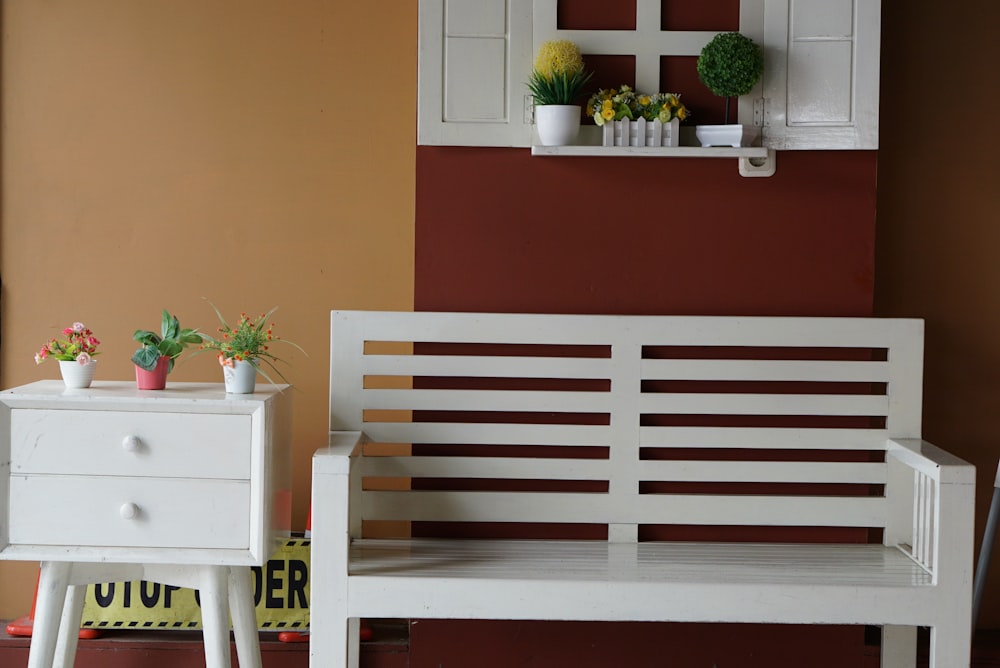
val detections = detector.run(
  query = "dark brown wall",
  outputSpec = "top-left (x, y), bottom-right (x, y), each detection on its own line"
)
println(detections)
top-left (416, 149), bottom-right (876, 316)
top-left (875, 0), bottom-right (1000, 628)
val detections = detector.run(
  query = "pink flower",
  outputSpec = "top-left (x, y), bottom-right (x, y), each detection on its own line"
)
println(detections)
top-left (218, 353), bottom-right (235, 368)
top-left (34, 322), bottom-right (101, 366)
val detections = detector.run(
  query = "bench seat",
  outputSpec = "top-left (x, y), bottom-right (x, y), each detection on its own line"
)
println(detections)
top-left (347, 539), bottom-right (936, 625)
top-left (350, 538), bottom-right (931, 589)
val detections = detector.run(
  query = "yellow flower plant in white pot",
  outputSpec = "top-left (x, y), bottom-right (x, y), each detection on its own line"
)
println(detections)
top-left (527, 40), bottom-right (593, 146)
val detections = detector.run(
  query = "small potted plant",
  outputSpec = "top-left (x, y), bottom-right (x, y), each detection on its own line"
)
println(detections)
top-left (527, 39), bottom-right (593, 146)
top-left (199, 303), bottom-right (305, 393)
top-left (34, 321), bottom-right (101, 389)
top-left (695, 31), bottom-right (764, 147)
top-left (587, 85), bottom-right (689, 147)
top-left (131, 309), bottom-right (203, 390)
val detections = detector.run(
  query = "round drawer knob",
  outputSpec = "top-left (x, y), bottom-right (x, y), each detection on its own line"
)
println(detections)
top-left (120, 502), bottom-right (140, 520)
top-left (121, 435), bottom-right (141, 452)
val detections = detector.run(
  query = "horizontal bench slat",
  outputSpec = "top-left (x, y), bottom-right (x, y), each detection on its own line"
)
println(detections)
top-left (639, 495), bottom-right (886, 527)
top-left (639, 426), bottom-right (889, 449)
top-left (362, 458), bottom-right (885, 485)
top-left (638, 393), bottom-right (889, 416)
top-left (641, 359), bottom-right (890, 382)
top-left (362, 357), bottom-right (891, 383)
top-left (640, 461), bottom-right (887, 485)
top-left (363, 422), bottom-right (611, 446)
top-left (364, 355), bottom-right (612, 379)
top-left (363, 456), bottom-right (610, 480)
top-left (344, 312), bottom-right (921, 348)
top-left (361, 491), bottom-right (886, 527)
top-left (363, 490), bottom-right (607, 523)
top-left (362, 390), bottom-right (887, 416)
top-left (363, 388), bottom-right (612, 413)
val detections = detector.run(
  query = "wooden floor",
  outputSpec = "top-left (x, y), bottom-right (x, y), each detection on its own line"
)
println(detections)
top-left (0, 620), bottom-right (408, 668)
top-left (2, 621), bottom-right (1000, 667)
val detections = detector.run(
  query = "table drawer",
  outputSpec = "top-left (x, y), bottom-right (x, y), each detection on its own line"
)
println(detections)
top-left (9, 475), bottom-right (250, 550)
top-left (11, 410), bottom-right (252, 479)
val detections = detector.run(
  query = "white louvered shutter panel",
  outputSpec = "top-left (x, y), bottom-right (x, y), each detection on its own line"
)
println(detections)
top-left (418, 0), bottom-right (533, 147)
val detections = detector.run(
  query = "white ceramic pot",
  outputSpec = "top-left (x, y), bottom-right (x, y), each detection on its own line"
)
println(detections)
top-left (535, 105), bottom-right (581, 146)
top-left (695, 124), bottom-right (759, 148)
top-left (223, 359), bottom-right (257, 394)
top-left (59, 359), bottom-right (97, 389)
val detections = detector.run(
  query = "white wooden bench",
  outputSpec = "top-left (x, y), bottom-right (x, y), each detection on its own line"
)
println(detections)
top-left (310, 311), bottom-right (976, 667)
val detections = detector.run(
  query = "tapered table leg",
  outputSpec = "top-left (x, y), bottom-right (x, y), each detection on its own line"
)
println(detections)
top-left (198, 566), bottom-right (232, 668)
top-left (28, 562), bottom-right (72, 668)
top-left (53, 583), bottom-right (87, 668)
top-left (229, 566), bottom-right (262, 668)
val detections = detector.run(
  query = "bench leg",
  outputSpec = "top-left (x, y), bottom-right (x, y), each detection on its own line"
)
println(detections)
top-left (881, 625), bottom-right (917, 668)
top-left (929, 623), bottom-right (972, 668)
top-left (325, 615), bottom-right (361, 668)
top-left (347, 618), bottom-right (361, 668)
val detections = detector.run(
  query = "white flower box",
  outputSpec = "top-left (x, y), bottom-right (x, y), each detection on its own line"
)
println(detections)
top-left (602, 117), bottom-right (680, 148)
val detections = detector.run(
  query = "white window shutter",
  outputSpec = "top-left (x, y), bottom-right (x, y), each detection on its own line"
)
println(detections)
top-left (418, 0), bottom-right (533, 147)
top-left (760, 0), bottom-right (881, 150)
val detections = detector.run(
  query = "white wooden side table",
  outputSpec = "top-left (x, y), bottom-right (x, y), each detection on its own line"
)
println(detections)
top-left (0, 381), bottom-right (293, 668)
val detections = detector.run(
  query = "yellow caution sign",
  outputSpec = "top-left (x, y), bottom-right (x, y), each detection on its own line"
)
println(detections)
top-left (80, 539), bottom-right (310, 631)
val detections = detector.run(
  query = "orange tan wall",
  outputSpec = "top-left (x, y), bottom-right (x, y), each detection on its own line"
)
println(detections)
top-left (0, 1), bottom-right (416, 618)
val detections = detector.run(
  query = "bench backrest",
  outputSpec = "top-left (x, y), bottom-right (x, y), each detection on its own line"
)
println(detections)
top-left (330, 311), bottom-right (924, 542)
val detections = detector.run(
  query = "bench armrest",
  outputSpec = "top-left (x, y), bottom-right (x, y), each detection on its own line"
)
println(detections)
top-left (887, 438), bottom-right (975, 485)
top-left (311, 431), bottom-right (368, 570)
top-left (885, 438), bottom-right (975, 584)
top-left (311, 432), bottom-right (368, 655)
top-left (313, 431), bottom-right (368, 475)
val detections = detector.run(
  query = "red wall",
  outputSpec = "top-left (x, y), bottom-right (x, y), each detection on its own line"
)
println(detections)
top-left (411, 3), bottom-right (879, 663)
top-left (416, 148), bottom-right (876, 316)
top-left (412, 148), bottom-right (878, 667)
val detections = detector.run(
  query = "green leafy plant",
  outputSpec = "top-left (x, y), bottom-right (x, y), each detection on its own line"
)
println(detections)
top-left (131, 309), bottom-right (203, 372)
top-left (696, 32), bottom-right (763, 123)
top-left (527, 39), bottom-right (594, 106)
top-left (198, 303), bottom-right (306, 386)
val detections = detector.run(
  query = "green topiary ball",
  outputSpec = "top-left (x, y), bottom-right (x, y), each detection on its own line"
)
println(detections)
top-left (697, 32), bottom-right (764, 98)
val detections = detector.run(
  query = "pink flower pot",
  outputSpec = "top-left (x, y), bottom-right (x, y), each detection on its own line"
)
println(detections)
top-left (135, 356), bottom-right (170, 390)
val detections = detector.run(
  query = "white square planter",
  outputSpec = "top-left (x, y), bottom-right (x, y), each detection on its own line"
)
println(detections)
top-left (695, 124), bottom-right (760, 148)
top-left (602, 117), bottom-right (679, 148)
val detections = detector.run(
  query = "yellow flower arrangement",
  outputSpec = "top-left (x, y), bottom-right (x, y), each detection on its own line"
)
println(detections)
top-left (527, 40), bottom-right (593, 106)
top-left (586, 86), bottom-right (636, 126)
top-left (534, 40), bottom-right (585, 79)
top-left (587, 85), bottom-right (689, 126)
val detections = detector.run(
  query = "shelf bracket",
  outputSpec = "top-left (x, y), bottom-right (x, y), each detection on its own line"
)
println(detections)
top-left (739, 149), bottom-right (776, 177)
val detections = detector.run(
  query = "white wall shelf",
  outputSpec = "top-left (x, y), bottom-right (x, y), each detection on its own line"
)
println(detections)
top-left (530, 145), bottom-right (768, 159)
top-left (528, 124), bottom-right (776, 177)
top-left (530, 125), bottom-right (777, 176)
